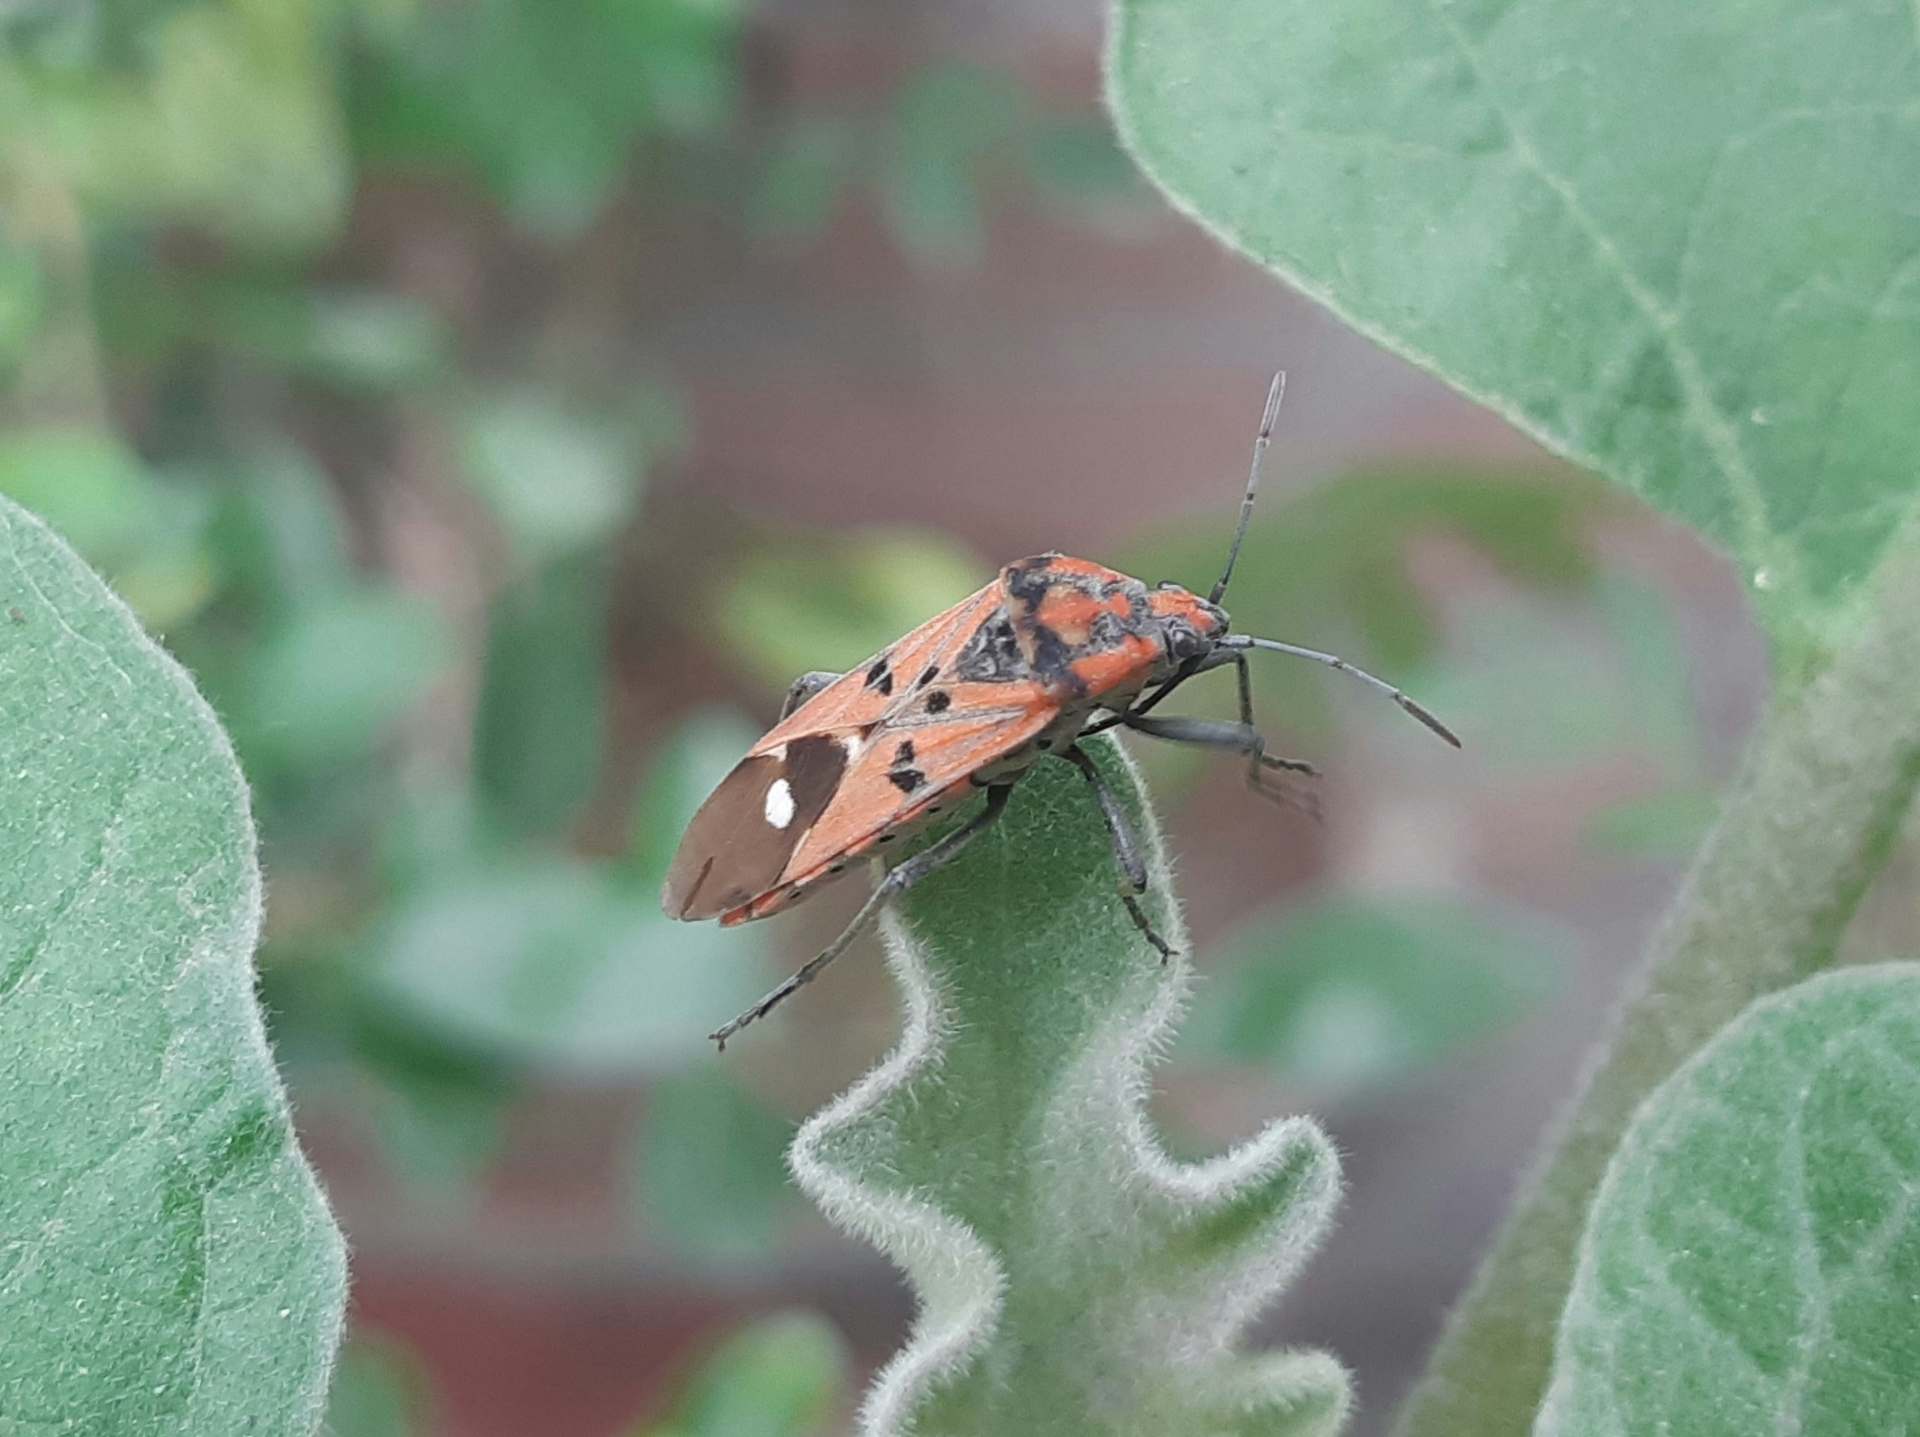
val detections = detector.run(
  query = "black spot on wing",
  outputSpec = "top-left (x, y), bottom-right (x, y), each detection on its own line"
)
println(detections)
top-left (895, 739), bottom-right (916, 764)
top-left (865, 657), bottom-right (893, 695)
top-left (925, 689), bottom-right (951, 714)
top-left (917, 665), bottom-right (939, 687)
top-left (887, 767), bottom-right (925, 794)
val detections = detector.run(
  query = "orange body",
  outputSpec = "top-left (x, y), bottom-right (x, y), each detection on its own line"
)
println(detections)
top-left (660, 553), bottom-right (1226, 928)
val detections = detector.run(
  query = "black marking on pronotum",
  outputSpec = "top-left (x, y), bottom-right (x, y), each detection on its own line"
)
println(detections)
top-left (925, 689), bottom-right (952, 714)
top-left (954, 611), bottom-right (1028, 683)
top-left (894, 739), bottom-right (916, 765)
top-left (660, 733), bottom-right (849, 920)
top-left (865, 657), bottom-right (894, 695)
top-left (888, 767), bottom-right (925, 794)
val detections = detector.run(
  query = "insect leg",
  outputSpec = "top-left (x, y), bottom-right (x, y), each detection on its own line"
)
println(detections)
top-left (1059, 745), bottom-right (1176, 962)
top-left (1227, 650), bottom-right (1325, 810)
top-left (1121, 712), bottom-right (1322, 821)
top-left (708, 784), bottom-right (1013, 1050)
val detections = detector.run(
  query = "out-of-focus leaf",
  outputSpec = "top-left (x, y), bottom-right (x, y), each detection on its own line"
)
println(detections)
top-left (296, 288), bottom-right (448, 391)
top-left (1182, 894), bottom-right (1564, 1091)
top-left (362, 1071), bottom-right (506, 1197)
top-left (352, 0), bottom-right (742, 236)
top-left (1022, 118), bottom-right (1147, 218)
top-left (879, 64), bottom-right (1026, 262)
top-left (206, 445), bottom-right (355, 614)
top-left (373, 704), bottom-right (775, 1073)
top-left (458, 390), bottom-right (655, 564)
top-left (238, 587), bottom-right (450, 766)
top-left (0, 242), bottom-right (44, 368)
top-left (474, 553), bottom-right (612, 835)
top-left (753, 120), bottom-right (854, 242)
top-left (1400, 584), bottom-right (1693, 768)
top-left (632, 1069), bottom-right (795, 1264)
top-left (6, 0), bottom-right (350, 247)
top-left (627, 706), bottom-right (765, 881)
top-left (1592, 574), bottom-right (1704, 771)
top-left (0, 428), bottom-right (161, 561)
top-left (369, 857), bottom-right (772, 1075)
top-left (1582, 788), bottom-right (1723, 860)
top-left (1119, 466), bottom-right (1602, 683)
top-left (715, 528), bottom-right (985, 693)
top-left (325, 1332), bottom-right (435, 1437)
top-left (639, 1312), bottom-right (849, 1437)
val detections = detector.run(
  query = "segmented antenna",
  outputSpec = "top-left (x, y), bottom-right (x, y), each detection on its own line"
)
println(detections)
top-left (1225, 634), bottom-right (1462, 747)
top-left (1208, 370), bottom-right (1286, 607)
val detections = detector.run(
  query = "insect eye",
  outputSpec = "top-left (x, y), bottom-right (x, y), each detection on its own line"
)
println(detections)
top-left (1165, 624), bottom-right (1211, 663)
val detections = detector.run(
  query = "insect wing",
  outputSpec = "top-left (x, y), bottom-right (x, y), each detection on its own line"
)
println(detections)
top-left (751, 582), bottom-right (1001, 747)
top-left (662, 582), bottom-right (1006, 921)
top-left (781, 695), bottom-right (1053, 883)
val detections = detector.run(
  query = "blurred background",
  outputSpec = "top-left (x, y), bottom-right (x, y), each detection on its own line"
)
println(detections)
top-left (0, 2), bottom-right (1775, 1433)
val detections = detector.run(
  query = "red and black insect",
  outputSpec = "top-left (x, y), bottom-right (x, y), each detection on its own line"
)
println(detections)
top-left (663, 375), bottom-right (1459, 1048)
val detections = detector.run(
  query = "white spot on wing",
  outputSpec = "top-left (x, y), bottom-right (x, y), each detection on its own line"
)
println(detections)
top-left (764, 777), bottom-right (796, 829)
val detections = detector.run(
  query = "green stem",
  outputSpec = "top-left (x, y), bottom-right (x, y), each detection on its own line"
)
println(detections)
top-left (1394, 523), bottom-right (1920, 1437)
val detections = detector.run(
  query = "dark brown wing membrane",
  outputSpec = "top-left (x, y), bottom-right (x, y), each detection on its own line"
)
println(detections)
top-left (661, 735), bottom-right (848, 920)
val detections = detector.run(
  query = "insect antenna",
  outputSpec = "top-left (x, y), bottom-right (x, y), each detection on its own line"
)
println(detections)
top-left (1207, 370), bottom-right (1287, 607)
top-left (1222, 634), bottom-right (1462, 747)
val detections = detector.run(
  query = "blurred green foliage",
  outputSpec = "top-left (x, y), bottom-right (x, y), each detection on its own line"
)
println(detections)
top-left (638, 1311), bottom-right (849, 1437)
top-left (1182, 894), bottom-right (1567, 1093)
top-left (0, 0), bottom-right (1716, 1418)
top-left (325, 1334), bottom-right (438, 1437)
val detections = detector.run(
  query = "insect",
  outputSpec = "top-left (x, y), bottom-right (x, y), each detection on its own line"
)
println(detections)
top-left (663, 374), bottom-right (1459, 1048)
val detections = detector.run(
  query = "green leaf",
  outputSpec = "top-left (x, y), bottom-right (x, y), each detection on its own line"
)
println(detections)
top-left (1108, 0), bottom-right (1920, 638)
top-left (6, 0), bottom-right (351, 247)
top-left (753, 120), bottom-right (854, 242)
top-left (0, 428), bottom-right (163, 564)
top-left (473, 552), bottom-right (612, 835)
top-left (792, 737), bottom-right (1349, 1436)
top-left (1183, 895), bottom-right (1563, 1093)
top-left (716, 528), bottom-right (986, 693)
top-left (324, 1333), bottom-right (435, 1437)
top-left (458, 391), bottom-right (653, 565)
top-left (0, 241), bottom-right (45, 368)
top-left (638, 1311), bottom-right (849, 1437)
top-left (1537, 964), bottom-right (1920, 1436)
top-left (1114, 467), bottom-right (1602, 681)
top-left (630, 1069), bottom-right (794, 1265)
top-left (1394, 528), bottom-right (1920, 1437)
top-left (369, 856), bottom-right (773, 1075)
top-left (237, 586), bottom-right (451, 767)
top-left (0, 497), bottom-right (344, 1429)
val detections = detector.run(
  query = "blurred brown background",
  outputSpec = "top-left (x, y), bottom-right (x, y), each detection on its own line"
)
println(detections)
top-left (0, 0), bottom-right (1769, 1432)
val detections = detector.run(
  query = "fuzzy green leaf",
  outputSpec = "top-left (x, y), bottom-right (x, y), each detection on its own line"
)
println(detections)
top-left (0, 497), bottom-right (345, 1430)
top-left (791, 737), bottom-right (1349, 1437)
top-left (1538, 965), bottom-right (1920, 1436)
top-left (1108, 0), bottom-right (1920, 638)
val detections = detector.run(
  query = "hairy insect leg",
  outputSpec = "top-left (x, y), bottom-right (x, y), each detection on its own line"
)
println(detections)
top-left (1121, 711), bottom-right (1323, 822)
top-left (1060, 745), bottom-right (1177, 962)
top-left (709, 784), bottom-right (1013, 1049)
